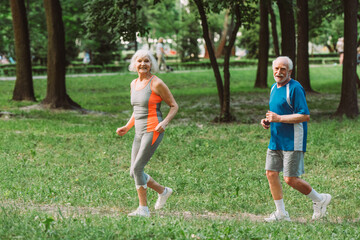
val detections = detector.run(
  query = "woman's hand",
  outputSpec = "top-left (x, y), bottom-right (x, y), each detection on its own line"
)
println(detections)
top-left (155, 121), bottom-right (167, 133)
top-left (116, 126), bottom-right (128, 136)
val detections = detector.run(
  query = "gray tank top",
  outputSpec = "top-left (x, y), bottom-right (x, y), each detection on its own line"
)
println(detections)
top-left (131, 76), bottom-right (163, 134)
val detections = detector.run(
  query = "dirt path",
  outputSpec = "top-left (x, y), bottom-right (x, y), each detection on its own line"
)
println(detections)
top-left (0, 200), bottom-right (320, 223)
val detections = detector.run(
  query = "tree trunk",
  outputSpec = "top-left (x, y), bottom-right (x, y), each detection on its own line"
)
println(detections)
top-left (335, 0), bottom-right (359, 118)
top-left (42, 0), bottom-right (81, 109)
top-left (296, 0), bottom-right (313, 92)
top-left (193, 0), bottom-right (224, 110)
top-left (277, 0), bottom-right (296, 78)
top-left (268, 1), bottom-right (280, 57)
top-left (216, 10), bottom-right (230, 58)
top-left (221, 6), bottom-right (242, 122)
top-left (10, 0), bottom-right (36, 101)
top-left (255, 0), bottom-right (269, 89)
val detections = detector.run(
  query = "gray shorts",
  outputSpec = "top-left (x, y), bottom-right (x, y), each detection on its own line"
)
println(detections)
top-left (265, 149), bottom-right (305, 177)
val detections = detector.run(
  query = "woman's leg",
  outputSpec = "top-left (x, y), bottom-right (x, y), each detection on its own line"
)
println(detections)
top-left (147, 176), bottom-right (165, 194)
top-left (130, 132), bottom-right (164, 206)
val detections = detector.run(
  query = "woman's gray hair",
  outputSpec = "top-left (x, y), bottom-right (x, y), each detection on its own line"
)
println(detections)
top-left (128, 49), bottom-right (159, 73)
top-left (273, 56), bottom-right (293, 70)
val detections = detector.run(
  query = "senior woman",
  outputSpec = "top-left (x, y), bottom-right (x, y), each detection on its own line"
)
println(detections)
top-left (116, 49), bottom-right (178, 217)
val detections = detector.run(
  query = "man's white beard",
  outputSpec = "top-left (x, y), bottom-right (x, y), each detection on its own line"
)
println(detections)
top-left (274, 73), bottom-right (290, 84)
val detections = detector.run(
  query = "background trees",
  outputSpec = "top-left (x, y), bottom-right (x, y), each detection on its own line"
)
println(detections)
top-left (193, 0), bottom-right (257, 122)
top-left (335, 0), bottom-right (359, 118)
top-left (1, 0), bottom-right (358, 118)
top-left (42, 0), bottom-right (80, 109)
top-left (10, 0), bottom-right (35, 101)
top-left (254, 0), bottom-right (269, 89)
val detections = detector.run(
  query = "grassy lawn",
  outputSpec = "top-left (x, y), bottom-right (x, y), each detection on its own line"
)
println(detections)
top-left (0, 65), bottom-right (359, 239)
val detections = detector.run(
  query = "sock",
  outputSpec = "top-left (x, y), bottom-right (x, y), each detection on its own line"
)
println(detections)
top-left (307, 189), bottom-right (323, 202)
top-left (138, 205), bottom-right (149, 211)
top-left (274, 199), bottom-right (286, 214)
top-left (160, 187), bottom-right (167, 196)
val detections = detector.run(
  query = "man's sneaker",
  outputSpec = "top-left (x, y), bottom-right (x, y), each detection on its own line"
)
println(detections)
top-left (155, 187), bottom-right (173, 210)
top-left (264, 211), bottom-right (291, 222)
top-left (128, 206), bottom-right (150, 217)
top-left (312, 193), bottom-right (331, 220)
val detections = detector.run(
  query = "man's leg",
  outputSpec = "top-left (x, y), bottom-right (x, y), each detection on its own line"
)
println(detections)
top-left (265, 170), bottom-right (290, 221)
top-left (266, 170), bottom-right (283, 200)
top-left (283, 176), bottom-right (312, 195)
top-left (283, 151), bottom-right (331, 220)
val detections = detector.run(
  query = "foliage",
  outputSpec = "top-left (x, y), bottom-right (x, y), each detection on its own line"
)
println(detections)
top-left (61, 0), bottom-right (90, 64)
top-left (27, 1), bottom-right (47, 65)
top-left (84, 0), bottom-right (149, 43)
top-left (308, 0), bottom-right (344, 51)
top-left (146, 0), bottom-right (181, 40)
top-left (0, 67), bottom-right (359, 238)
top-left (237, 18), bottom-right (260, 58)
top-left (178, 2), bottom-right (202, 61)
top-left (0, 1), bottom-right (14, 57)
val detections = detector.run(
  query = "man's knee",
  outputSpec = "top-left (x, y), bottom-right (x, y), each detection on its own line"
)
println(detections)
top-left (284, 176), bottom-right (298, 186)
top-left (266, 170), bottom-right (279, 180)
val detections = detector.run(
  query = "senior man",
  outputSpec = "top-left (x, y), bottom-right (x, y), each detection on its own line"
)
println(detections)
top-left (260, 56), bottom-right (331, 222)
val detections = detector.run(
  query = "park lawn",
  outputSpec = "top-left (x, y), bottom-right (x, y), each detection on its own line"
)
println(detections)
top-left (0, 65), bottom-right (359, 239)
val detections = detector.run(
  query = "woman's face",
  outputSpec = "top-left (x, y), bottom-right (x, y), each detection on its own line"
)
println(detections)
top-left (135, 56), bottom-right (151, 74)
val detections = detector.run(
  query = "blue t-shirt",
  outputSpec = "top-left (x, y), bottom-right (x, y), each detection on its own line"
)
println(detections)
top-left (268, 79), bottom-right (310, 152)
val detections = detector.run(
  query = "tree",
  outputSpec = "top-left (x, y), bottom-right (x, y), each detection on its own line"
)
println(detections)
top-left (277, 0), bottom-right (296, 78)
top-left (10, 0), bottom-right (36, 101)
top-left (296, 0), bottom-right (313, 92)
top-left (42, 0), bottom-right (80, 109)
top-left (268, 1), bottom-right (279, 57)
top-left (335, 0), bottom-right (359, 118)
top-left (193, 0), bottom-right (256, 122)
top-left (255, 0), bottom-right (270, 89)
top-left (215, 10), bottom-right (230, 58)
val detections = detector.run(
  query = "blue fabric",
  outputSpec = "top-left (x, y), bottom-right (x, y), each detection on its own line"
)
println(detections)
top-left (268, 79), bottom-right (310, 151)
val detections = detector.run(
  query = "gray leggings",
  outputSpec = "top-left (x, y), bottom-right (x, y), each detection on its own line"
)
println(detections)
top-left (130, 131), bottom-right (164, 188)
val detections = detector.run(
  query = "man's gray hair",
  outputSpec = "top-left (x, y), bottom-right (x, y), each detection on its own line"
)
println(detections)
top-left (273, 56), bottom-right (293, 70)
top-left (128, 49), bottom-right (159, 73)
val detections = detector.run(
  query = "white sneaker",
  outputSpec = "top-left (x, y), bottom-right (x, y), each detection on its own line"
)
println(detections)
top-left (312, 193), bottom-right (331, 220)
top-left (128, 207), bottom-right (150, 217)
top-left (155, 187), bottom-right (173, 210)
top-left (264, 211), bottom-right (291, 222)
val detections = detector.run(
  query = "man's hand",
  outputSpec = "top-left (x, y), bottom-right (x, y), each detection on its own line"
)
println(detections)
top-left (266, 111), bottom-right (281, 122)
top-left (261, 118), bottom-right (270, 129)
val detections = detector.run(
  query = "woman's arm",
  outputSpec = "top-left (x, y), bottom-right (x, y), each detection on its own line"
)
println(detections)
top-left (116, 80), bottom-right (136, 136)
top-left (152, 78), bottom-right (178, 133)
top-left (116, 113), bottom-right (135, 136)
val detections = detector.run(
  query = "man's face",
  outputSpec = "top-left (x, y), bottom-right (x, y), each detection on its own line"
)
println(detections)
top-left (272, 60), bottom-right (291, 84)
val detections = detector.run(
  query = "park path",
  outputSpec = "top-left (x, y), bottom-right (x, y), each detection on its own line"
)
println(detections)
top-left (1, 200), bottom-right (347, 224)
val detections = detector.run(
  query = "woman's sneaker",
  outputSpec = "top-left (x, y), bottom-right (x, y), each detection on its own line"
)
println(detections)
top-left (128, 206), bottom-right (150, 217)
top-left (155, 187), bottom-right (173, 210)
top-left (264, 211), bottom-right (291, 222)
top-left (312, 193), bottom-right (331, 220)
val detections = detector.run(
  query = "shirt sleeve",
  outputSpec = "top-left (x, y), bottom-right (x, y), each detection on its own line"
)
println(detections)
top-left (291, 84), bottom-right (310, 115)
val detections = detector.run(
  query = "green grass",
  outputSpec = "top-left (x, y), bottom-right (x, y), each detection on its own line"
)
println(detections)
top-left (0, 65), bottom-right (359, 239)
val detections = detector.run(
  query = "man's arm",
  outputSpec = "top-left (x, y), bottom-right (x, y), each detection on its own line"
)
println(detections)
top-left (266, 111), bottom-right (310, 124)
